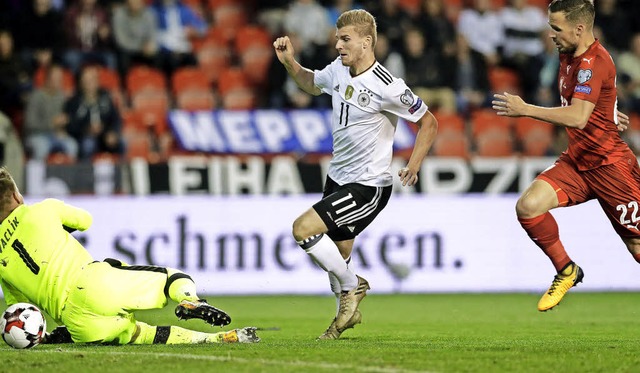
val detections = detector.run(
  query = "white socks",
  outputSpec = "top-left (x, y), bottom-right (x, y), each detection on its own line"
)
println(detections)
top-left (298, 233), bottom-right (358, 291)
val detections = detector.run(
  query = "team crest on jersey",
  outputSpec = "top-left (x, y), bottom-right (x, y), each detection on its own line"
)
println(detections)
top-left (345, 85), bottom-right (354, 100)
top-left (577, 69), bottom-right (592, 84)
top-left (400, 89), bottom-right (414, 106)
top-left (357, 92), bottom-right (370, 107)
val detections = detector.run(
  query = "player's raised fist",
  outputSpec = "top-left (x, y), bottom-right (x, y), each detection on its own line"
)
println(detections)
top-left (273, 36), bottom-right (295, 64)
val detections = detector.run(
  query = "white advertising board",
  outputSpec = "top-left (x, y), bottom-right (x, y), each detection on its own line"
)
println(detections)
top-left (18, 195), bottom-right (640, 295)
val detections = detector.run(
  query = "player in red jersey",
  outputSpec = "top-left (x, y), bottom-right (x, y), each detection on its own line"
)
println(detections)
top-left (492, 0), bottom-right (636, 311)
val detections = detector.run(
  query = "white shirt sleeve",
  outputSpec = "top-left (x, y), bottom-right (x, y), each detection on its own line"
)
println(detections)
top-left (314, 58), bottom-right (340, 95)
top-left (381, 79), bottom-right (429, 123)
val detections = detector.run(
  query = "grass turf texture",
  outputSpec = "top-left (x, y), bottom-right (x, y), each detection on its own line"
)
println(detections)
top-left (1, 293), bottom-right (639, 373)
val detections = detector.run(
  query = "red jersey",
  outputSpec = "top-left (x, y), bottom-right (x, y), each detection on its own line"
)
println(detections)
top-left (558, 39), bottom-right (628, 170)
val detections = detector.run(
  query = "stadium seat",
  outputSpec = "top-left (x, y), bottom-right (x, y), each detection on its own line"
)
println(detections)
top-left (221, 87), bottom-right (256, 110)
top-left (171, 67), bottom-right (210, 94)
top-left (176, 88), bottom-right (216, 111)
top-left (471, 109), bottom-right (514, 157)
top-left (434, 112), bottom-right (466, 134)
top-left (431, 130), bottom-right (471, 158)
top-left (514, 117), bottom-right (554, 156)
top-left (398, 0), bottom-right (420, 16)
top-left (130, 89), bottom-right (171, 134)
top-left (529, 0), bottom-right (551, 10)
top-left (470, 109), bottom-right (512, 137)
top-left (196, 40), bottom-right (232, 84)
top-left (239, 44), bottom-right (273, 86)
top-left (126, 66), bottom-right (167, 96)
top-left (218, 67), bottom-right (251, 96)
top-left (488, 66), bottom-right (521, 95)
top-left (123, 126), bottom-right (152, 161)
top-left (234, 25), bottom-right (272, 54)
top-left (211, 3), bottom-right (247, 32)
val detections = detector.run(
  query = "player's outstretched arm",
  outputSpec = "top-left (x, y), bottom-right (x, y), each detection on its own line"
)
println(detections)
top-left (43, 198), bottom-right (93, 232)
top-left (273, 36), bottom-right (321, 96)
top-left (492, 92), bottom-right (595, 129)
top-left (398, 110), bottom-right (438, 187)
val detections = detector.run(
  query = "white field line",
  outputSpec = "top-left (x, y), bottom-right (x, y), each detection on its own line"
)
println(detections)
top-left (31, 349), bottom-right (437, 373)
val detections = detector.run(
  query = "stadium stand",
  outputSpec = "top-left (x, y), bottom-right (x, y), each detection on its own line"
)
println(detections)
top-left (7, 0), bottom-right (640, 164)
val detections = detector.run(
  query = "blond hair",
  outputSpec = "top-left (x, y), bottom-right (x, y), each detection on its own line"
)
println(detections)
top-left (336, 9), bottom-right (377, 47)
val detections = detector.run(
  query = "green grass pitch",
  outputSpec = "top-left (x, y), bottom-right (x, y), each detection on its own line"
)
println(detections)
top-left (1, 293), bottom-right (639, 373)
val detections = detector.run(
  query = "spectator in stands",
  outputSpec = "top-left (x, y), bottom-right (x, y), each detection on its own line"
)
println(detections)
top-left (594, 0), bottom-right (631, 56)
top-left (618, 33), bottom-right (640, 115)
top-left (536, 34), bottom-right (560, 108)
top-left (112, 0), bottom-right (159, 79)
top-left (63, 0), bottom-right (117, 74)
top-left (375, 33), bottom-right (405, 80)
top-left (255, 0), bottom-right (290, 36)
top-left (369, 0), bottom-right (413, 54)
top-left (498, 0), bottom-right (547, 103)
top-left (0, 29), bottom-right (30, 123)
top-left (151, 0), bottom-right (206, 77)
top-left (402, 28), bottom-right (456, 113)
top-left (24, 64), bottom-right (78, 161)
top-left (283, 0), bottom-right (333, 71)
top-left (14, 0), bottom-right (65, 74)
top-left (457, 0), bottom-right (503, 94)
top-left (455, 33), bottom-right (492, 114)
top-left (414, 0), bottom-right (457, 76)
top-left (64, 65), bottom-right (124, 160)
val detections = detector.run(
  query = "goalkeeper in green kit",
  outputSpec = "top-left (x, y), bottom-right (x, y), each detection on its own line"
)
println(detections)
top-left (0, 167), bottom-right (259, 345)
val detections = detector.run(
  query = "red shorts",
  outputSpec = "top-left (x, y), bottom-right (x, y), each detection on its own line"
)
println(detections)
top-left (537, 150), bottom-right (640, 238)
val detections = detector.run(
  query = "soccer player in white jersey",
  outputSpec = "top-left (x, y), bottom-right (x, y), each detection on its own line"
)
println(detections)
top-left (274, 9), bottom-right (438, 340)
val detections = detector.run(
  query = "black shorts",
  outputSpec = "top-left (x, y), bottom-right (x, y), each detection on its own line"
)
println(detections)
top-left (313, 176), bottom-right (392, 241)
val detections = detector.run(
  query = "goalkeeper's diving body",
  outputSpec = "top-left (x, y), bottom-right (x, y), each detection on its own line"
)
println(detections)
top-left (0, 167), bottom-right (259, 344)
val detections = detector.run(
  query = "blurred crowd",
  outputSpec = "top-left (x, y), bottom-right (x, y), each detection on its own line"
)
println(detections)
top-left (1, 0), bottom-right (640, 164)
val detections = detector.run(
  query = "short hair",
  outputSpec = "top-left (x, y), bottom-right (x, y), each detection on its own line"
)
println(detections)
top-left (549, 0), bottom-right (595, 26)
top-left (0, 167), bottom-right (16, 216)
top-left (336, 9), bottom-right (377, 47)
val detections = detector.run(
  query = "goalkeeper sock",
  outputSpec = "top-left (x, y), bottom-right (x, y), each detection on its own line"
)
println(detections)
top-left (132, 322), bottom-right (232, 344)
top-left (166, 269), bottom-right (200, 303)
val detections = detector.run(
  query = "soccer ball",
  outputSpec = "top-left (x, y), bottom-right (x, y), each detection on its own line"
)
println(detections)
top-left (0, 303), bottom-right (47, 349)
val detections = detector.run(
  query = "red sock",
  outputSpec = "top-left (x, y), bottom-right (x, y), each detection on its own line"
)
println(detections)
top-left (518, 213), bottom-right (571, 272)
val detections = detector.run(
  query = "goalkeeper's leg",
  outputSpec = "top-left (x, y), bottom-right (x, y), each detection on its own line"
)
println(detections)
top-left (101, 259), bottom-right (231, 326)
top-left (130, 322), bottom-right (260, 344)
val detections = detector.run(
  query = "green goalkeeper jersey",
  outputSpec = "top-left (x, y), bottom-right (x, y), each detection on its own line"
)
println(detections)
top-left (0, 199), bottom-right (94, 323)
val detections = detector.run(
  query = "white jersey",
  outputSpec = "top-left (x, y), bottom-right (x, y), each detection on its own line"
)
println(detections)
top-left (314, 57), bottom-right (428, 187)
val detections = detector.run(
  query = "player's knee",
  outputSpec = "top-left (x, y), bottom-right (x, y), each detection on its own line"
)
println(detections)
top-left (292, 216), bottom-right (308, 242)
top-left (516, 194), bottom-right (542, 218)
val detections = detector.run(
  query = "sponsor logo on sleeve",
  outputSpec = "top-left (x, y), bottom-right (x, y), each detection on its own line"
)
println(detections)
top-left (575, 85), bottom-right (592, 94)
top-left (408, 97), bottom-right (423, 114)
top-left (577, 69), bottom-right (592, 84)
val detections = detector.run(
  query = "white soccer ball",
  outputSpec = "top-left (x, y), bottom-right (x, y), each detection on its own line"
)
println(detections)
top-left (0, 303), bottom-right (47, 349)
